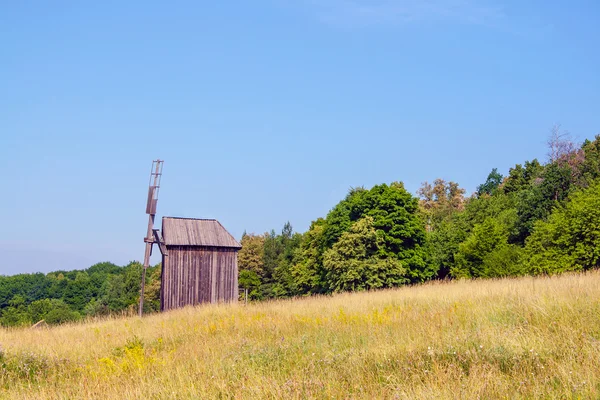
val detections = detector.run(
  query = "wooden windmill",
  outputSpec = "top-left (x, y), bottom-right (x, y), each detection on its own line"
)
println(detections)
top-left (137, 159), bottom-right (241, 316)
top-left (138, 160), bottom-right (167, 316)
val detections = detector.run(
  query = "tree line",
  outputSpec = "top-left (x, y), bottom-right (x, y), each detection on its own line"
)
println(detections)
top-left (239, 127), bottom-right (600, 299)
top-left (2, 126), bottom-right (599, 326)
top-left (0, 262), bottom-right (160, 326)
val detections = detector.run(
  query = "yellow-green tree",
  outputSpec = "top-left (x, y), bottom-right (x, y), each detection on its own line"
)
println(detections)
top-left (324, 217), bottom-right (406, 292)
top-left (238, 233), bottom-right (266, 278)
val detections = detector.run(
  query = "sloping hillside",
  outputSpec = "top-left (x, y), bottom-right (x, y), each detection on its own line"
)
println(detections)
top-left (1, 271), bottom-right (599, 399)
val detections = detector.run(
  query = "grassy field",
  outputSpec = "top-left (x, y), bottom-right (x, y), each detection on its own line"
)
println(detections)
top-left (1, 272), bottom-right (599, 399)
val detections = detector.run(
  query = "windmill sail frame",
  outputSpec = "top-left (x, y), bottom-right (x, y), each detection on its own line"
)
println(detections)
top-left (138, 160), bottom-right (165, 317)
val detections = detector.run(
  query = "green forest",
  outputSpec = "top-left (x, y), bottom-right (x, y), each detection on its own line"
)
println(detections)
top-left (0, 263), bottom-right (161, 326)
top-left (2, 128), bottom-right (600, 326)
top-left (238, 129), bottom-right (600, 299)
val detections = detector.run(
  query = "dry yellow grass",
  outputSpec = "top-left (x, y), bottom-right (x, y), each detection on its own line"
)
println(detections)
top-left (1, 271), bottom-right (599, 399)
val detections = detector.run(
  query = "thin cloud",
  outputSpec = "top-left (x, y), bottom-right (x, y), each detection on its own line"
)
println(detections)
top-left (303, 0), bottom-right (506, 27)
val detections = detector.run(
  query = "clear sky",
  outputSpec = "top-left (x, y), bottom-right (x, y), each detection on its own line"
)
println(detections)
top-left (1, 1), bottom-right (598, 275)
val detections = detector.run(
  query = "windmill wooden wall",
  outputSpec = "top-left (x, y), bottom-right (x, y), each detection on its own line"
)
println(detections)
top-left (160, 217), bottom-right (241, 311)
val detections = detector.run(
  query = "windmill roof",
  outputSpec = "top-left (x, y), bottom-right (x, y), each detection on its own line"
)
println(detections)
top-left (162, 217), bottom-right (242, 249)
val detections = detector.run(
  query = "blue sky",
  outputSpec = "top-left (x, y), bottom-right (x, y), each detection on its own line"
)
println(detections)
top-left (1, 1), bottom-right (598, 275)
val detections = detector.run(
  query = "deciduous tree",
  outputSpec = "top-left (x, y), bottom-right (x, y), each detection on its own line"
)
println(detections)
top-left (324, 217), bottom-right (406, 292)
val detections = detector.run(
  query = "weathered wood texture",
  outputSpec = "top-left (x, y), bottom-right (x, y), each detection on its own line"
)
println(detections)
top-left (160, 217), bottom-right (241, 311)
top-left (161, 246), bottom-right (239, 311)
top-left (162, 217), bottom-right (241, 248)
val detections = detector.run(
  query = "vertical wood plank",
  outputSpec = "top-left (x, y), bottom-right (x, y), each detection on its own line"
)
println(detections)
top-left (161, 246), bottom-right (239, 311)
